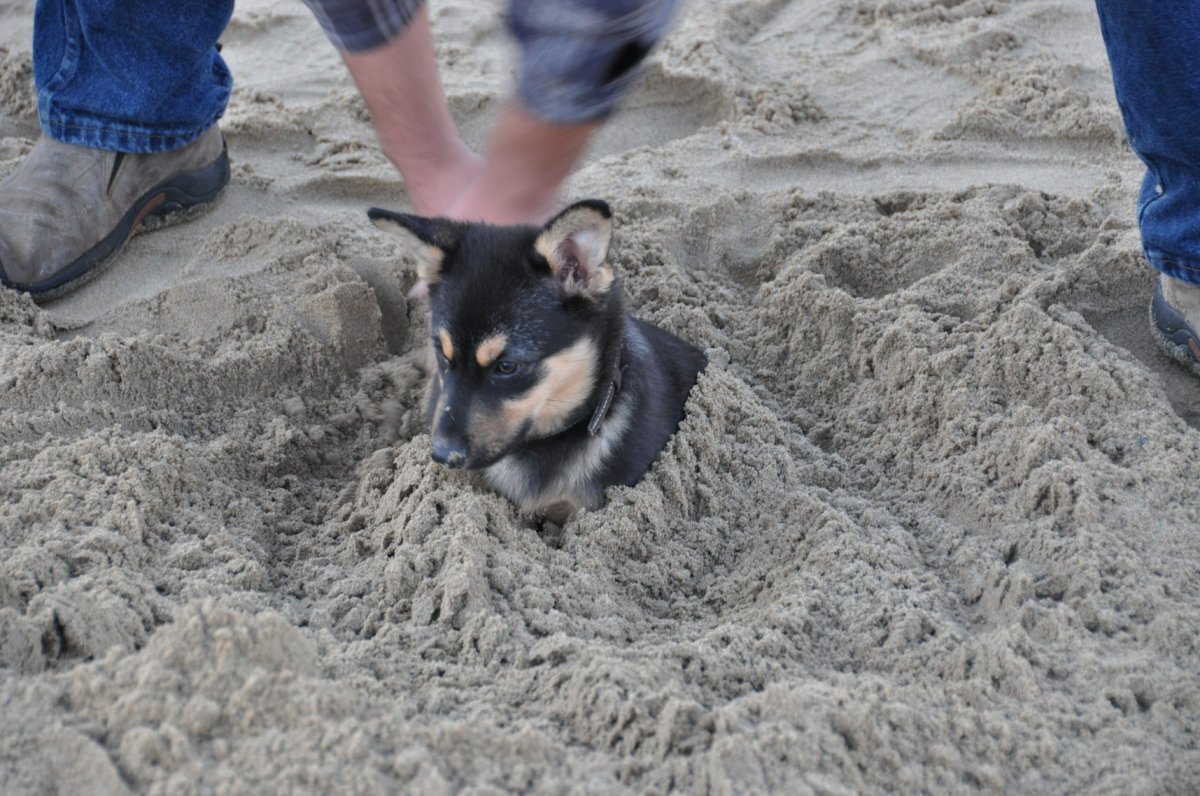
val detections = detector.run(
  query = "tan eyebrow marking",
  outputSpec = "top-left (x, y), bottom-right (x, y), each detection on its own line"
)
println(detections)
top-left (438, 328), bottom-right (454, 361)
top-left (475, 333), bottom-right (509, 368)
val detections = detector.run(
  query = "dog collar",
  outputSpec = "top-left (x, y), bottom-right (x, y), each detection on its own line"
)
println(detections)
top-left (587, 343), bottom-right (626, 436)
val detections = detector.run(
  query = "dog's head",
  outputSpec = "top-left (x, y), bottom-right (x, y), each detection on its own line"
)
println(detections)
top-left (369, 200), bottom-right (622, 469)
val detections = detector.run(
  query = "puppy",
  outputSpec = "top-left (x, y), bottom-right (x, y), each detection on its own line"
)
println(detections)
top-left (369, 200), bottom-right (706, 520)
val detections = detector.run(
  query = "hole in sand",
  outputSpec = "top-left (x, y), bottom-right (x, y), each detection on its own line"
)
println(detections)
top-left (809, 226), bottom-right (962, 299)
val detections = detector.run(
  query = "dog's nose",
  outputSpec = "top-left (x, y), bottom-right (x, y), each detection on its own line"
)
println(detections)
top-left (431, 437), bottom-right (468, 468)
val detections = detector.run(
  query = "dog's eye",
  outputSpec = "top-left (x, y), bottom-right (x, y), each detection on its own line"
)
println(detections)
top-left (494, 359), bottom-right (521, 376)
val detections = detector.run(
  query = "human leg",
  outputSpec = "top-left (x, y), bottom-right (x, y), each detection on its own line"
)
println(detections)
top-left (35, 0), bottom-right (234, 152)
top-left (1095, 1), bottom-right (1200, 367)
top-left (313, 0), bottom-right (677, 225)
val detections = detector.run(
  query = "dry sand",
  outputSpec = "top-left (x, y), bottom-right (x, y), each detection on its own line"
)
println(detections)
top-left (1, 0), bottom-right (1198, 792)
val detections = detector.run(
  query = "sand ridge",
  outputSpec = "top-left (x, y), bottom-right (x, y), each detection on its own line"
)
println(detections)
top-left (1, 0), bottom-right (1198, 792)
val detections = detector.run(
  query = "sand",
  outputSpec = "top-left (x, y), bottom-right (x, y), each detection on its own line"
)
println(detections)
top-left (1, 0), bottom-right (1198, 792)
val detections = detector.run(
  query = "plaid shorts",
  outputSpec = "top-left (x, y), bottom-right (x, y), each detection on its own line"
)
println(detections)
top-left (303, 0), bottom-right (679, 123)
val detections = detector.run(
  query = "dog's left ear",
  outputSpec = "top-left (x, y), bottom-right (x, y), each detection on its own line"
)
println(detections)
top-left (368, 207), bottom-right (462, 286)
top-left (534, 200), bottom-right (615, 299)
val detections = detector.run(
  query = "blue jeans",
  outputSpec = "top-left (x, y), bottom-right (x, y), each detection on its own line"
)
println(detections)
top-left (34, 0), bottom-right (234, 153)
top-left (1096, 1), bottom-right (1200, 287)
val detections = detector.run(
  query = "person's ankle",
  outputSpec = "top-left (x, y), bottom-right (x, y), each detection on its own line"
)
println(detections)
top-left (383, 137), bottom-right (484, 218)
top-left (442, 170), bottom-right (560, 226)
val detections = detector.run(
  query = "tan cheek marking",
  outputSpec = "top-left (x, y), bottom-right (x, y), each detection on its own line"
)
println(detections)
top-left (438, 328), bottom-right (454, 361)
top-left (418, 245), bottom-right (444, 284)
top-left (475, 334), bottom-right (509, 368)
top-left (501, 337), bottom-right (598, 437)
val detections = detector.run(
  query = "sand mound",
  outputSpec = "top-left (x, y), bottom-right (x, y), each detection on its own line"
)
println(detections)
top-left (1, 0), bottom-right (1197, 792)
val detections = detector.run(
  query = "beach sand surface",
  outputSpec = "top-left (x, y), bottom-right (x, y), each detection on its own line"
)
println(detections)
top-left (1, 0), bottom-right (1197, 792)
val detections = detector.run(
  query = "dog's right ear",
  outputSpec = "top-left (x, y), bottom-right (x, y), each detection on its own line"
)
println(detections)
top-left (533, 200), bottom-right (615, 300)
top-left (368, 207), bottom-right (462, 286)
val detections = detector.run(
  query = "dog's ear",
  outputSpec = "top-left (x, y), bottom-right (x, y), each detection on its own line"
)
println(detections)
top-left (534, 200), bottom-right (615, 299)
top-left (368, 207), bottom-right (462, 286)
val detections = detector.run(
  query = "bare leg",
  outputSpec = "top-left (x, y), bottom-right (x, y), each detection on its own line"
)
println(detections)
top-left (339, 5), bottom-right (482, 217)
top-left (445, 104), bottom-right (598, 225)
top-left (341, 6), bottom-right (596, 226)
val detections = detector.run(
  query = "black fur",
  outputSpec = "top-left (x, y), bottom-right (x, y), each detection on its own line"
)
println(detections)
top-left (368, 201), bottom-right (706, 517)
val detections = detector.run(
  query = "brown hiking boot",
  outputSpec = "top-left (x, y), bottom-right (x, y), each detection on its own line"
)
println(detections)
top-left (0, 126), bottom-right (229, 301)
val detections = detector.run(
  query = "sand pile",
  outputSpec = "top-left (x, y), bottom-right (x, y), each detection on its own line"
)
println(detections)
top-left (1, 0), bottom-right (1197, 792)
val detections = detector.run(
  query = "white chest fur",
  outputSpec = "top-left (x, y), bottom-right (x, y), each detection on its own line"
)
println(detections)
top-left (485, 399), bottom-right (632, 516)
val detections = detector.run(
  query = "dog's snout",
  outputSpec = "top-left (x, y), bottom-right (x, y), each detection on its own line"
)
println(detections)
top-left (431, 436), bottom-right (468, 468)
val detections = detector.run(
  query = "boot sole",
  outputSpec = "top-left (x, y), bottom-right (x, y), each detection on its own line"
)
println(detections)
top-left (7, 143), bottom-right (231, 304)
top-left (1150, 276), bottom-right (1200, 377)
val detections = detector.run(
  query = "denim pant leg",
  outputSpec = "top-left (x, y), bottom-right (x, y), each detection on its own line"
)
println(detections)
top-left (34, 0), bottom-right (234, 153)
top-left (1095, 1), bottom-right (1200, 287)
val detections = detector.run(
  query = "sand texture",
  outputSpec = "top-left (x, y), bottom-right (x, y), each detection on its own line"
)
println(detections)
top-left (1, 0), bottom-right (1198, 793)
